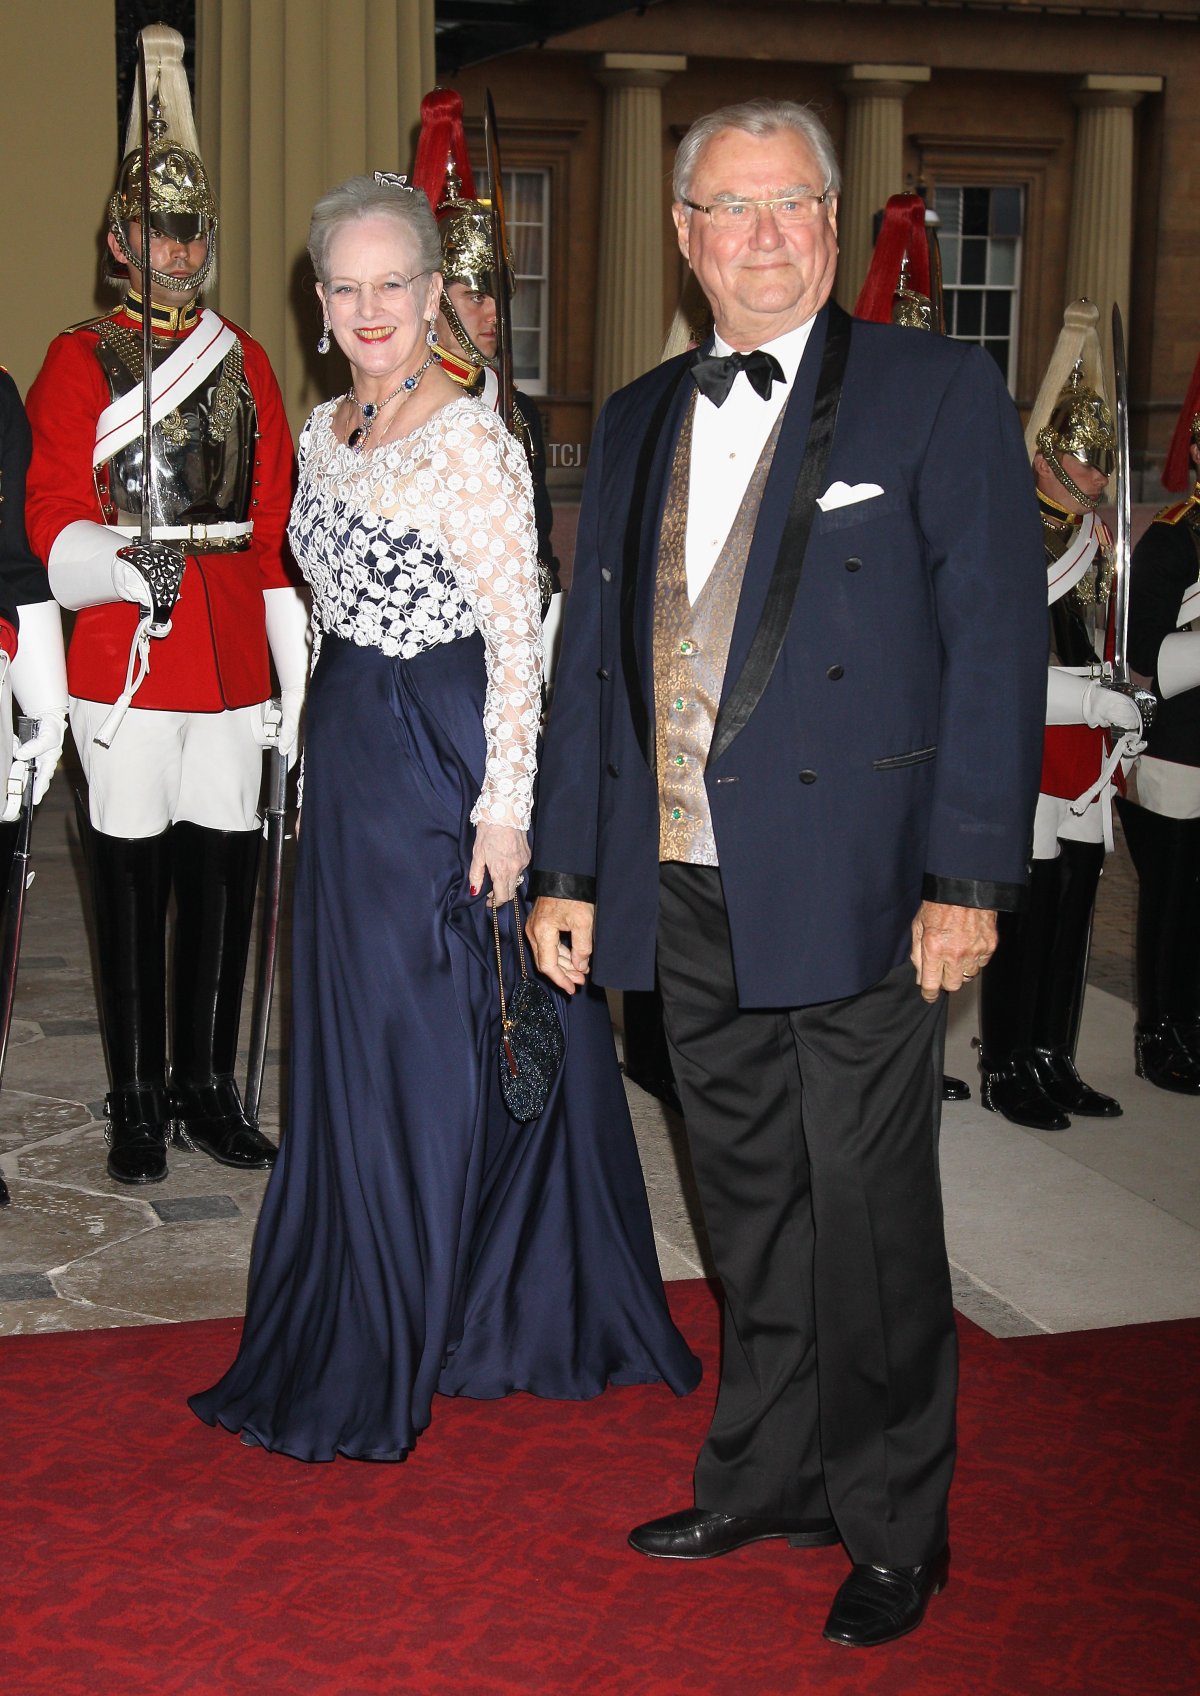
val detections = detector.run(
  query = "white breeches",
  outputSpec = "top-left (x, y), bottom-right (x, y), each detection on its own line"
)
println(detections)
top-left (70, 698), bottom-right (267, 836)
top-left (1032, 787), bottom-right (1106, 860)
top-left (1130, 755), bottom-right (1200, 821)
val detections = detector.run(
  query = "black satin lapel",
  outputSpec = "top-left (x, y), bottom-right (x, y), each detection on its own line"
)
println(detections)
top-left (709, 304), bottom-right (853, 766)
top-left (620, 355), bottom-right (698, 765)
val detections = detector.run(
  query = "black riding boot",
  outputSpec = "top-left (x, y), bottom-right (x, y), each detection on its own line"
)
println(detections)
top-left (1117, 798), bottom-right (1200, 1094)
top-left (978, 856), bottom-right (1070, 1130)
top-left (169, 822), bottom-right (277, 1167)
top-left (77, 800), bottom-right (172, 1183)
top-left (1027, 839), bottom-right (1121, 1117)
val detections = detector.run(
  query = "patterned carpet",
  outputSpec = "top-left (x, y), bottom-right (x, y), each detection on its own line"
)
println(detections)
top-left (3, 1280), bottom-right (1196, 1695)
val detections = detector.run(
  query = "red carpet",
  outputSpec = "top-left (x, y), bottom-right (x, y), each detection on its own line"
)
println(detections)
top-left (3, 1281), bottom-right (1197, 1696)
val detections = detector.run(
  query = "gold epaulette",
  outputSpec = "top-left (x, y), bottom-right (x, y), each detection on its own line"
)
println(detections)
top-left (62, 306), bottom-right (123, 336)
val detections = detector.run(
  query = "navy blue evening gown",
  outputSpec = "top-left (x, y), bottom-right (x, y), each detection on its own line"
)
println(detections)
top-left (191, 399), bottom-right (699, 1460)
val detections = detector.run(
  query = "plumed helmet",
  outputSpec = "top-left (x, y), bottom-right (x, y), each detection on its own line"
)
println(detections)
top-left (1025, 299), bottom-right (1114, 485)
top-left (854, 193), bottom-right (939, 333)
top-left (1162, 346), bottom-right (1200, 493)
top-left (107, 25), bottom-right (217, 296)
top-left (411, 88), bottom-right (513, 369)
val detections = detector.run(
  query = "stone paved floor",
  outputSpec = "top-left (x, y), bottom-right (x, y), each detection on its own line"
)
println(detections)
top-left (1, 742), bottom-right (1196, 1343)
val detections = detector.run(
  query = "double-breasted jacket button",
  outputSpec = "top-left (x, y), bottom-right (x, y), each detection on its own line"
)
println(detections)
top-left (606, 761), bottom-right (620, 778)
top-left (845, 556), bottom-right (862, 572)
top-left (600, 567), bottom-right (613, 582)
top-left (596, 666), bottom-right (610, 681)
top-left (799, 769), bottom-right (818, 784)
top-left (827, 664), bottom-right (844, 681)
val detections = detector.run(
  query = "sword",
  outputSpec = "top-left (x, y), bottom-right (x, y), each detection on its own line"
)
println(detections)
top-left (1109, 305), bottom-right (1156, 731)
top-left (0, 716), bottom-right (39, 1121)
top-left (484, 90), bottom-right (514, 432)
top-left (243, 706), bottom-right (288, 1129)
top-left (96, 33), bottom-right (186, 749)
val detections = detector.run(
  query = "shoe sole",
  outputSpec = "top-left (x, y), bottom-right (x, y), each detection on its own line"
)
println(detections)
top-left (629, 1527), bottom-right (840, 1560)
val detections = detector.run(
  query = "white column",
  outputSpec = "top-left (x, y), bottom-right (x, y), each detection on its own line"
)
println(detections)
top-left (197, 0), bottom-right (436, 432)
top-left (1065, 74), bottom-right (1162, 370)
top-left (592, 53), bottom-right (686, 414)
top-left (835, 64), bottom-right (930, 310)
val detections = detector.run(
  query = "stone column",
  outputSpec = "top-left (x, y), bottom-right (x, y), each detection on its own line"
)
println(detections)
top-left (196, 0), bottom-right (436, 432)
top-left (835, 64), bottom-right (930, 311)
top-left (1065, 74), bottom-right (1162, 370)
top-left (592, 53), bottom-right (686, 414)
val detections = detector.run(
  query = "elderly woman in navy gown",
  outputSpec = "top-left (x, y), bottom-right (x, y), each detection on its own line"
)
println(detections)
top-left (190, 175), bottom-right (699, 1460)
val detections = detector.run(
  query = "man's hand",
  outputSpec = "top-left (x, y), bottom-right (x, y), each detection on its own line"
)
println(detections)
top-left (527, 897), bottom-right (595, 994)
top-left (910, 900), bottom-right (997, 1003)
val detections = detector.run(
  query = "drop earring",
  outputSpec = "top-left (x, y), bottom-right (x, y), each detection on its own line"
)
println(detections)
top-left (317, 322), bottom-right (331, 355)
top-left (426, 322), bottom-right (438, 348)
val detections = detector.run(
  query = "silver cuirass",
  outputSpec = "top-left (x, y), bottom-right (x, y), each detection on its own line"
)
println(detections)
top-left (93, 319), bottom-right (256, 531)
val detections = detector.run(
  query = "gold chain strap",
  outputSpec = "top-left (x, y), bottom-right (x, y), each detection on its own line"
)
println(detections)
top-left (491, 895), bottom-right (530, 1073)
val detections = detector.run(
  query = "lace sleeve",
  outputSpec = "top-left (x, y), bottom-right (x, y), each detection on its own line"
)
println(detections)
top-left (436, 409), bottom-right (542, 831)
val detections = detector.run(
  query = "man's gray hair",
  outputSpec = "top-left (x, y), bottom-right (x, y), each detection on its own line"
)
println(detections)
top-left (672, 99), bottom-right (842, 204)
top-left (308, 174), bottom-right (442, 283)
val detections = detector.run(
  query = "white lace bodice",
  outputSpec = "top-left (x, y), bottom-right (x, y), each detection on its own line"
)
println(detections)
top-left (289, 395), bottom-right (542, 830)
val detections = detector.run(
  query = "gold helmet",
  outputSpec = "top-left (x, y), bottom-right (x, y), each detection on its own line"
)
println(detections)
top-left (1026, 300), bottom-right (1114, 508)
top-left (1038, 362), bottom-right (1115, 476)
top-left (1162, 346), bottom-right (1200, 493)
top-left (853, 194), bottom-right (938, 333)
top-left (412, 89), bottom-right (513, 373)
top-left (107, 25), bottom-right (217, 297)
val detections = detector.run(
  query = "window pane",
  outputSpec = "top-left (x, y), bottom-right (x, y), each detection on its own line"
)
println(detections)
top-left (985, 341), bottom-right (1009, 374)
top-left (956, 292), bottom-right (982, 338)
top-left (987, 239), bottom-right (1016, 287)
top-left (939, 235), bottom-right (960, 286)
top-left (934, 188), bottom-right (962, 237)
top-left (961, 240), bottom-right (986, 285)
top-left (985, 293), bottom-right (1011, 335)
top-left (512, 328), bottom-right (540, 381)
top-left (511, 225), bottom-right (543, 275)
top-left (962, 187), bottom-right (990, 236)
top-left (991, 187), bottom-right (1021, 237)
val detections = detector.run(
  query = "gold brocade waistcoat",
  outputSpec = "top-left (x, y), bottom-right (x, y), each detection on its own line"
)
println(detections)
top-left (654, 395), bottom-right (784, 864)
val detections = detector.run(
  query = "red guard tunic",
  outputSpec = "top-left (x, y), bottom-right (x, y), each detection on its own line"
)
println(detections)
top-left (1038, 490), bottom-right (1115, 813)
top-left (24, 301), bottom-right (295, 712)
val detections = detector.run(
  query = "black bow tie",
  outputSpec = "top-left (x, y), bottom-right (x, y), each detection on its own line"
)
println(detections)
top-left (691, 348), bottom-right (785, 407)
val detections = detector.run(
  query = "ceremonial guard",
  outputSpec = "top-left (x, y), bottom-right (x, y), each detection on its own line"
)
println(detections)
top-left (25, 26), bottom-right (309, 1185)
top-left (978, 301), bottom-right (1142, 1129)
top-left (1120, 351), bottom-right (1200, 1092)
top-left (409, 89), bottom-right (559, 613)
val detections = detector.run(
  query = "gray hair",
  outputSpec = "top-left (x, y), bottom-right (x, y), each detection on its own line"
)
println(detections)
top-left (673, 99), bottom-right (841, 204)
top-left (307, 174), bottom-right (442, 284)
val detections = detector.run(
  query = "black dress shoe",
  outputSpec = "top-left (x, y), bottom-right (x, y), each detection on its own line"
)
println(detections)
top-left (941, 1074), bottom-right (970, 1102)
top-left (628, 1507), bottom-right (839, 1560)
top-left (823, 1546), bottom-right (950, 1648)
top-left (980, 1061), bottom-right (1070, 1131)
top-left (1135, 1023), bottom-right (1200, 1095)
top-left (171, 1077), bottom-right (278, 1169)
top-left (1028, 1049), bottom-right (1121, 1117)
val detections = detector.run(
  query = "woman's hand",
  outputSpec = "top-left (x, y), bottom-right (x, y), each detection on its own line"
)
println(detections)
top-left (469, 822), bottom-right (530, 906)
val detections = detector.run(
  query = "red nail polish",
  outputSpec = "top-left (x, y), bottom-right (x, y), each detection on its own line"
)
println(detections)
top-left (470, 884), bottom-right (478, 896)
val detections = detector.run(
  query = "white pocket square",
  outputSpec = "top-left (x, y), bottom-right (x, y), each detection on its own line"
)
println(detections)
top-left (816, 481), bottom-right (884, 513)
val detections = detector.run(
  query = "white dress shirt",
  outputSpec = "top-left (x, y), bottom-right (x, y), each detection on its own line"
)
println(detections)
top-left (684, 318), bottom-right (816, 604)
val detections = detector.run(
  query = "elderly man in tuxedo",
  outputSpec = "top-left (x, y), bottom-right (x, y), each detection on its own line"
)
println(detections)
top-left (527, 100), bottom-right (1046, 1649)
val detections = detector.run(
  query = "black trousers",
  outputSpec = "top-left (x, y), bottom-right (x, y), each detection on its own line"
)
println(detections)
top-left (656, 863), bottom-right (957, 1567)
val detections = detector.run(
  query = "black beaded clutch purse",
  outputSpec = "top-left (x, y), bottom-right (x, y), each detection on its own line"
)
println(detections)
top-left (492, 895), bottom-right (565, 1123)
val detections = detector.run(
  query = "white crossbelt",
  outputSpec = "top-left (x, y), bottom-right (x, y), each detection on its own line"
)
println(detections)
top-left (1046, 511), bottom-right (1103, 606)
top-left (92, 310), bottom-right (237, 467)
top-left (113, 519), bottom-right (252, 544)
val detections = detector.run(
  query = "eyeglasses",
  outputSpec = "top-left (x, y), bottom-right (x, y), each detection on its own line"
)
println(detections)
top-left (325, 271), bottom-right (432, 303)
top-left (682, 193), bottom-right (832, 231)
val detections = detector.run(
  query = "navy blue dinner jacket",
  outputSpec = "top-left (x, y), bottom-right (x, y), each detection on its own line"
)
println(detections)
top-left (531, 303), bottom-right (1047, 1008)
